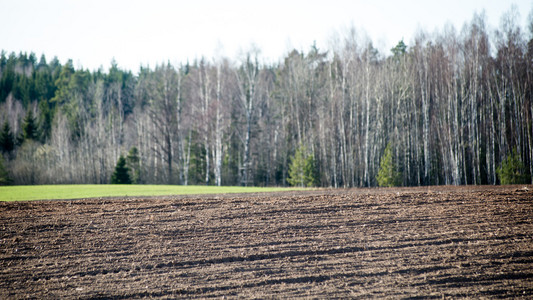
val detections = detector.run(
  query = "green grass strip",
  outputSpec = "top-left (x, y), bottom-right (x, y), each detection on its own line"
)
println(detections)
top-left (0, 185), bottom-right (301, 201)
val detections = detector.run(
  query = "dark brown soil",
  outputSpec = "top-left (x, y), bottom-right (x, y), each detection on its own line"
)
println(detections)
top-left (1, 185), bottom-right (532, 298)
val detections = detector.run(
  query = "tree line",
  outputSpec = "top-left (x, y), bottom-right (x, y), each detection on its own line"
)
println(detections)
top-left (1, 8), bottom-right (532, 187)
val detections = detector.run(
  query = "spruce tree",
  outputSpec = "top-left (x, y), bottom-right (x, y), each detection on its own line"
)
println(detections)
top-left (303, 153), bottom-right (319, 187)
top-left (0, 121), bottom-right (14, 153)
top-left (376, 143), bottom-right (401, 187)
top-left (38, 100), bottom-right (53, 142)
top-left (0, 156), bottom-right (10, 185)
top-left (22, 109), bottom-right (38, 141)
top-left (126, 146), bottom-right (140, 184)
top-left (288, 146), bottom-right (306, 187)
top-left (288, 144), bottom-right (318, 187)
top-left (111, 155), bottom-right (131, 184)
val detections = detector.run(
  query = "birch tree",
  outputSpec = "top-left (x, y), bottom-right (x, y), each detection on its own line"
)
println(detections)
top-left (236, 50), bottom-right (260, 186)
top-left (147, 63), bottom-right (181, 184)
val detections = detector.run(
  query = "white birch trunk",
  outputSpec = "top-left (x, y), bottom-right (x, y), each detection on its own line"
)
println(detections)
top-left (214, 64), bottom-right (223, 186)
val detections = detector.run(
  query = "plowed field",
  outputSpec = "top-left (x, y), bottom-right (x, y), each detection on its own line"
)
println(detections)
top-left (1, 185), bottom-right (532, 298)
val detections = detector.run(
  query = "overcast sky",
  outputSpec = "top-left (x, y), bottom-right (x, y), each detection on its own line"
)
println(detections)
top-left (1, 0), bottom-right (531, 72)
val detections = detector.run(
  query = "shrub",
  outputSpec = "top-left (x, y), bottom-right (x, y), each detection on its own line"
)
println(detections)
top-left (497, 148), bottom-right (530, 185)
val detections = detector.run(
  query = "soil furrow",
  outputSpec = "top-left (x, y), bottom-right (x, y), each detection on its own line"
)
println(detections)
top-left (1, 185), bottom-right (532, 298)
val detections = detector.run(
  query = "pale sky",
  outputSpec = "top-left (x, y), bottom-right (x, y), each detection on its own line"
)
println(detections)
top-left (1, 0), bottom-right (531, 72)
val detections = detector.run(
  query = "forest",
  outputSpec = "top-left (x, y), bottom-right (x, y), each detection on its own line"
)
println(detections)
top-left (1, 9), bottom-right (532, 187)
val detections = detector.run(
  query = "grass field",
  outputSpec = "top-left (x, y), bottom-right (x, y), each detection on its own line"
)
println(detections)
top-left (0, 184), bottom-right (299, 201)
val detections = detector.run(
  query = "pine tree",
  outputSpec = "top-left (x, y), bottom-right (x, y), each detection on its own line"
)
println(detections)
top-left (111, 155), bottom-right (131, 184)
top-left (497, 148), bottom-right (530, 185)
top-left (376, 143), bottom-right (401, 187)
top-left (391, 39), bottom-right (407, 60)
top-left (0, 121), bottom-right (14, 153)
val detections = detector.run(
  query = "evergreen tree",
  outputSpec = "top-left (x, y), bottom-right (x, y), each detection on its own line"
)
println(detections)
top-left (376, 143), bottom-right (401, 187)
top-left (303, 153), bottom-right (319, 187)
top-left (391, 39), bottom-right (407, 59)
top-left (497, 148), bottom-right (531, 185)
top-left (22, 109), bottom-right (38, 141)
top-left (111, 155), bottom-right (131, 184)
top-left (288, 145), bottom-right (318, 187)
top-left (0, 156), bottom-right (10, 185)
top-left (38, 100), bottom-right (53, 142)
top-left (288, 145), bottom-right (306, 187)
top-left (0, 68), bottom-right (15, 103)
top-left (0, 121), bottom-right (14, 153)
top-left (126, 146), bottom-right (140, 184)
top-left (51, 60), bottom-right (75, 106)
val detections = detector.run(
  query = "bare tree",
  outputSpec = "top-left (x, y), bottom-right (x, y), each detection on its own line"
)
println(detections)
top-left (147, 63), bottom-right (181, 184)
top-left (235, 50), bottom-right (261, 186)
